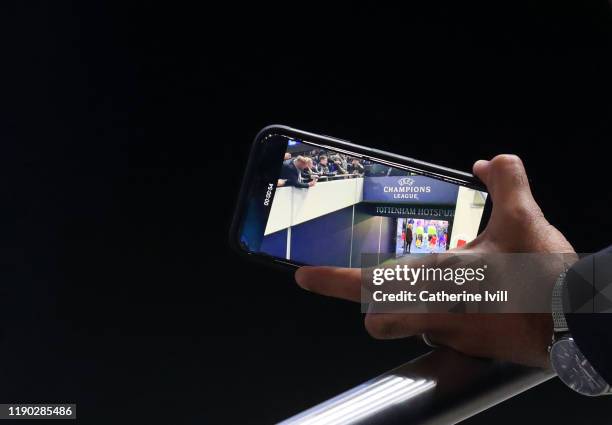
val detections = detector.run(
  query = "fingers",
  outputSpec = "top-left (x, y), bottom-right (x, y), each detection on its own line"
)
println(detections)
top-left (294, 254), bottom-right (457, 304)
top-left (364, 313), bottom-right (460, 340)
top-left (295, 263), bottom-right (470, 346)
top-left (473, 155), bottom-right (532, 202)
top-left (295, 267), bottom-right (361, 302)
top-left (365, 313), bottom-right (428, 339)
top-left (473, 154), bottom-right (543, 220)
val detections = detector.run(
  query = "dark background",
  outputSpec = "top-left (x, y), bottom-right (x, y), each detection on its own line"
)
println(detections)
top-left (3, 1), bottom-right (612, 424)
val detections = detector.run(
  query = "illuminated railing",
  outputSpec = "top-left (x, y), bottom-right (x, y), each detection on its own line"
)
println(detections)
top-left (279, 376), bottom-right (435, 425)
top-left (278, 348), bottom-right (554, 425)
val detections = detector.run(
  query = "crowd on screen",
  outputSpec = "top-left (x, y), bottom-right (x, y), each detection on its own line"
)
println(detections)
top-left (278, 149), bottom-right (366, 188)
top-left (278, 147), bottom-right (415, 189)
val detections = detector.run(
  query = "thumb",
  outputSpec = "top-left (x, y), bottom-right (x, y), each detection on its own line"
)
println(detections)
top-left (473, 154), bottom-right (537, 207)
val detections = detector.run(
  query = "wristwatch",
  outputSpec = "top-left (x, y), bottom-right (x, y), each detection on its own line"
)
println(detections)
top-left (549, 270), bottom-right (612, 396)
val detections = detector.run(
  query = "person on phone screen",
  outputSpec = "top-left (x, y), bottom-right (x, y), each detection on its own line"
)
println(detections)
top-left (280, 156), bottom-right (316, 188)
top-left (403, 222), bottom-right (413, 254)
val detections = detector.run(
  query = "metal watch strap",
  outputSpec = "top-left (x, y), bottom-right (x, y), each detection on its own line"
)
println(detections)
top-left (551, 270), bottom-right (569, 333)
top-left (550, 267), bottom-right (612, 395)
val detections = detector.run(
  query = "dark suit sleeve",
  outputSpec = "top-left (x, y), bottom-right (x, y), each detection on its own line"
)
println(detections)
top-left (280, 162), bottom-right (309, 188)
top-left (564, 245), bottom-right (612, 385)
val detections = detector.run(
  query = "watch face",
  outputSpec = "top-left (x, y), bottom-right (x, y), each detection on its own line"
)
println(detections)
top-left (551, 338), bottom-right (610, 396)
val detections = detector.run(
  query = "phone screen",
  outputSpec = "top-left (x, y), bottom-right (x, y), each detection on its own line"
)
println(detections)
top-left (238, 133), bottom-right (488, 267)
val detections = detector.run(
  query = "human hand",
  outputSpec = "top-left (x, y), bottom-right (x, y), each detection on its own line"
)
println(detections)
top-left (295, 155), bottom-right (574, 368)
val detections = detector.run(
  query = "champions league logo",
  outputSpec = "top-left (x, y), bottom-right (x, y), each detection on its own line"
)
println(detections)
top-left (383, 177), bottom-right (432, 199)
top-left (397, 177), bottom-right (415, 186)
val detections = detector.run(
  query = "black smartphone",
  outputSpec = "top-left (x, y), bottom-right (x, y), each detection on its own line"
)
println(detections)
top-left (230, 125), bottom-right (491, 269)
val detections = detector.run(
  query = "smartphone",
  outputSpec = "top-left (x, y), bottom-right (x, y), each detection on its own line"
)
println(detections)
top-left (229, 125), bottom-right (491, 269)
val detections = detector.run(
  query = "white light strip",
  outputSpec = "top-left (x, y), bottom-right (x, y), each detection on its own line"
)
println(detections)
top-left (324, 380), bottom-right (436, 425)
top-left (281, 375), bottom-right (398, 423)
top-left (299, 377), bottom-right (407, 425)
top-left (280, 375), bottom-right (436, 425)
